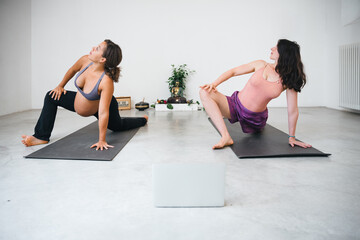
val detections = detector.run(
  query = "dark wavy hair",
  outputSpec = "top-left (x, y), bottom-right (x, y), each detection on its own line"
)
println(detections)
top-left (102, 39), bottom-right (122, 82)
top-left (275, 39), bottom-right (306, 92)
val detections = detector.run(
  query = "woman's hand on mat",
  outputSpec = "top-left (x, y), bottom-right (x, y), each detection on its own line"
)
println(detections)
top-left (90, 141), bottom-right (114, 151)
top-left (200, 84), bottom-right (218, 93)
top-left (289, 138), bottom-right (312, 148)
top-left (50, 86), bottom-right (67, 101)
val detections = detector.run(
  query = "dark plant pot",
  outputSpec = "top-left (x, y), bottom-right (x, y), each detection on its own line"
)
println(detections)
top-left (167, 96), bottom-right (187, 103)
top-left (135, 101), bottom-right (149, 111)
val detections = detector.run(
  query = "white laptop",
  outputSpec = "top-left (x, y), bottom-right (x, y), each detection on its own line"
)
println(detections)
top-left (152, 162), bottom-right (225, 207)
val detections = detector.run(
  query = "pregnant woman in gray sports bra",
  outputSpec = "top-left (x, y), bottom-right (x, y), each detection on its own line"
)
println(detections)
top-left (22, 40), bottom-right (148, 151)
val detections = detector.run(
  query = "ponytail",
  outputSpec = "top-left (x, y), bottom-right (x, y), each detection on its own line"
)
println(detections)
top-left (102, 39), bottom-right (122, 82)
top-left (104, 65), bottom-right (121, 83)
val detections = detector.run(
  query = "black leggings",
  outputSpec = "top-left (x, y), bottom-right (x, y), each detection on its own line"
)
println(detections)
top-left (33, 90), bottom-right (147, 141)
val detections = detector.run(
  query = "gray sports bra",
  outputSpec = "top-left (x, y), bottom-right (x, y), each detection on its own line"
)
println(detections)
top-left (74, 62), bottom-right (105, 101)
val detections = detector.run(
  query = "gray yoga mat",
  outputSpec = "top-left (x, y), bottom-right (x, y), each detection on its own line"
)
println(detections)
top-left (25, 121), bottom-right (139, 161)
top-left (209, 118), bottom-right (330, 158)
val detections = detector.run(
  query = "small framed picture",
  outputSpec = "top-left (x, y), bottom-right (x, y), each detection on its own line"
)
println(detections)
top-left (116, 96), bottom-right (131, 110)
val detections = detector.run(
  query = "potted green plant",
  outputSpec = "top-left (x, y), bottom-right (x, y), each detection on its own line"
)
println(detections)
top-left (167, 64), bottom-right (195, 103)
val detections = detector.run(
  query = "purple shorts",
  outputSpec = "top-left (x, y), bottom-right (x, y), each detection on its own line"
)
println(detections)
top-left (226, 91), bottom-right (268, 133)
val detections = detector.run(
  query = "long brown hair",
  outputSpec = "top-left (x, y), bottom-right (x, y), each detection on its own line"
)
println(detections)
top-left (275, 39), bottom-right (306, 92)
top-left (102, 39), bottom-right (122, 82)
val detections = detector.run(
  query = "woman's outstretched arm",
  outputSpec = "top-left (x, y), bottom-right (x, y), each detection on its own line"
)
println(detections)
top-left (200, 60), bottom-right (266, 92)
top-left (90, 75), bottom-right (114, 151)
top-left (286, 88), bottom-right (312, 148)
top-left (49, 55), bottom-right (89, 100)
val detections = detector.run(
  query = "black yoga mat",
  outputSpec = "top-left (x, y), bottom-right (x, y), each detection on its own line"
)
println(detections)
top-left (25, 121), bottom-right (139, 161)
top-left (209, 118), bottom-right (330, 158)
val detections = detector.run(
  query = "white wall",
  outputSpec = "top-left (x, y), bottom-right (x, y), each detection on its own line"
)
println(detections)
top-left (1, 0), bottom-right (357, 115)
top-left (0, 0), bottom-right (31, 116)
top-left (31, 0), bottom-right (329, 109)
top-left (324, 0), bottom-right (360, 109)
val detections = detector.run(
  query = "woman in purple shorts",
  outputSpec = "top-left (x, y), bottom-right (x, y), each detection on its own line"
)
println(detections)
top-left (199, 39), bottom-right (312, 149)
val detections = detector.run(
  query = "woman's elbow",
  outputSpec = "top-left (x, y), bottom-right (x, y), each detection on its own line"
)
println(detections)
top-left (288, 104), bottom-right (299, 115)
top-left (289, 108), bottom-right (299, 118)
top-left (98, 110), bottom-right (109, 120)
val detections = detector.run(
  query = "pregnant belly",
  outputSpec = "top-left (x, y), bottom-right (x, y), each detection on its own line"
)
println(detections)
top-left (74, 92), bottom-right (99, 116)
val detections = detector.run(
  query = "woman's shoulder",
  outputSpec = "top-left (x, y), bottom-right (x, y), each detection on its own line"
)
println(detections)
top-left (72, 55), bottom-right (91, 71)
top-left (102, 74), bottom-right (113, 82)
top-left (251, 60), bottom-right (267, 71)
top-left (99, 74), bottom-right (114, 94)
top-left (100, 74), bottom-right (114, 86)
top-left (78, 55), bottom-right (91, 68)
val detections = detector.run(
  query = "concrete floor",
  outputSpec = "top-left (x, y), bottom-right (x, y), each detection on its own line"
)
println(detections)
top-left (0, 107), bottom-right (359, 240)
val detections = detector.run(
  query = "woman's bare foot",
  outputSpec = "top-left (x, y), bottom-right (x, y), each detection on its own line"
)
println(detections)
top-left (143, 115), bottom-right (149, 122)
top-left (21, 135), bottom-right (48, 147)
top-left (213, 134), bottom-right (234, 149)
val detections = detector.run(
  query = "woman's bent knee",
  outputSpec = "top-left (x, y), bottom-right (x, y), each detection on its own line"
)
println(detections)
top-left (44, 91), bottom-right (53, 101)
top-left (199, 88), bottom-right (210, 100)
top-left (200, 88), bottom-right (218, 102)
top-left (44, 90), bottom-right (60, 104)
